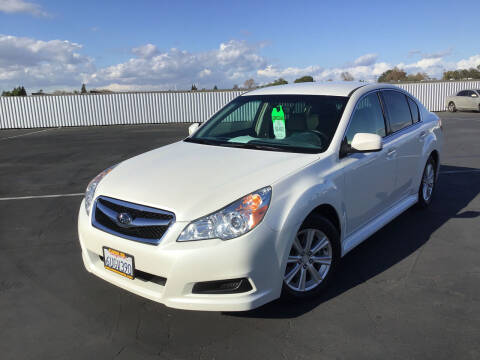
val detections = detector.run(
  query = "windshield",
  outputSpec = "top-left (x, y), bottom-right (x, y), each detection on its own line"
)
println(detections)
top-left (186, 95), bottom-right (348, 153)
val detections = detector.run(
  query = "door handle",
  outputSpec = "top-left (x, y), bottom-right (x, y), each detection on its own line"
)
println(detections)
top-left (386, 148), bottom-right (396, 158)
top-left (419, 131), bottom-right (427, 140)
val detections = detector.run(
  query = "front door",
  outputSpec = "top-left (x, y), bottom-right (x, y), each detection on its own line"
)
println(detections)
top-left (340, 91), bottom-right (396, 236)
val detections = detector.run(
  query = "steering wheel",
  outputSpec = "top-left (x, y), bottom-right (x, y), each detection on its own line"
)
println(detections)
top-left (308, 130), bottom-right (329, 147)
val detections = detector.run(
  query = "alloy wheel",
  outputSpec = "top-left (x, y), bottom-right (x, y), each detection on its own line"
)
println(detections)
top-left (284, 228), bottom-right (332, 292)
top-left (422, 163), bottom-right (435, 201)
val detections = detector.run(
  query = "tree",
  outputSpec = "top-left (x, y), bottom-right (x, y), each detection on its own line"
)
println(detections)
top-left (267, 78), bottom-right (288, 87)
top-left (233, 84), bottom-right (239, 90)
top-left (406, 72), bottom-right (430, 82)
top-left (191, 84), bottom-right (197, 91)
top-left (1, 86), bottom-right (27, 96)
top-left (213, 85), bottom-right (218, 90)
top-left (81, 83), bottom-right (87, 94)
top-left (243, 78), bottom-right (256, 89)
top-left (442, 67), bottom-right (480, 81)
top-left (377, 67), bottom-right (407, 82)
top-left (340, 72), bottom-right (354, 81)
top-left (294, 75), bottom-right (314, 83)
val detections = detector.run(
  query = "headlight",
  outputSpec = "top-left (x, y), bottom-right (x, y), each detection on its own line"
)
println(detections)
top-left (84, 165), bottom-right (117, 215)
top-left (178, 186), bottom-right (272, 241)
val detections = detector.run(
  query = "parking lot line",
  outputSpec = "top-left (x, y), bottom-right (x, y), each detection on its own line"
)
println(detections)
top-left (440, 169), bottom-right (480, 174)
top-left (0, 193), bottom-right (83, 201)
top-left (0, 128), bottom-right (55, 140)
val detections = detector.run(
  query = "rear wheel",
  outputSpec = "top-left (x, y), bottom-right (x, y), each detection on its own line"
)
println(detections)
top-left (448, 102), bottom-right (456, 112)
top-left (418, 156), bottom-right (437, 208)
top-left (282, 214), bottom-right (340, 299)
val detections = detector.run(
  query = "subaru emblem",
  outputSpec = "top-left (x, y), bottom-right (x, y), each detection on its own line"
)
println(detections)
top-left (117, 212), bottom-right (133, 226)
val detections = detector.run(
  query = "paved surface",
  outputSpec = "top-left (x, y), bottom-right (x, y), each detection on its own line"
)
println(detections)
top-left (1, 113), bottom-right (479, 360)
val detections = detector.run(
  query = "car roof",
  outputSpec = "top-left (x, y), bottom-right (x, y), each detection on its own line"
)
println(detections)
top-left (243, 81), bottom-right (370, 97)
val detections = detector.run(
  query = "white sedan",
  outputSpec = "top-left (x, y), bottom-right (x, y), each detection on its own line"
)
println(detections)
top-left (78, 82), bottom-right (443, 311)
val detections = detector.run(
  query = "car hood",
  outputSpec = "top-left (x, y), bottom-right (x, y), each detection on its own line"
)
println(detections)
top-left (96, 140), bottom-right (319, 221)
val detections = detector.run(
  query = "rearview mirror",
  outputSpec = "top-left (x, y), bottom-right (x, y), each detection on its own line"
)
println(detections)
top-left (188, 123), bottom-right (200, 136)
top-left (350, 133), bottom-right (382, 152)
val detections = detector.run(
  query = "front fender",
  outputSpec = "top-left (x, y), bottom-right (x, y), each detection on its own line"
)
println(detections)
top-left (265, 158), bottom-right (344, 277)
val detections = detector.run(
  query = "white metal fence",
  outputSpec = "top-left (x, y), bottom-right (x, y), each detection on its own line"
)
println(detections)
top-left (0, 91), bottom-right (243, 129)
top-left (396, 81), bottom-right (480, 113)
top-left (1, 81), bottom-right (479, 129)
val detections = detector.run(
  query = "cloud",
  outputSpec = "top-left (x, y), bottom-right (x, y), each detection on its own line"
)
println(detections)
top-left (256, 54), bottom-right (387, 82)
top-left (0, 34), bottom-right (94, 89)
top-left (353, 53), bottom-right (378, 66)
top-left (132, 44), bottom-right (158, 58)
top-left (408, 50), bottom-right (422, 57)
top-left (1, 34), bottom-right (480, 92)
top-left (397, 57), bottom-right (447, 77)
top-left (257, 64), bottom-right (322, 79)
top-left (456, 54), bottom-right (480, 69)
top-left (423, 48), bottom-right (453, 59)
top-left (407, 48), bottom-right (453, 60)
top-left (89, 40), bottom-right (268, 89)
top-left (0, 0), bottom-right (49, 16)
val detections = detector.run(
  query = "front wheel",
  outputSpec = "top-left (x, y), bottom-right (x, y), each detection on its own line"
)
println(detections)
top-left (448, 102), bottom-right (456, 112)
top-left (418, 156), bottom-right (437, 208)
top-left (282, 214), bottom-right (340, 299)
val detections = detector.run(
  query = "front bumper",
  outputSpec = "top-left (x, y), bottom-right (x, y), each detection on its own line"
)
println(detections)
top-left (78, 200), bottom-right (282, 311)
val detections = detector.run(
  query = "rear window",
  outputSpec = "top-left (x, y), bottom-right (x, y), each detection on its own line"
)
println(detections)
top-left (407, 97), bottom-right (420, 123)
top-left (382, 91), bottom-right (413, 133)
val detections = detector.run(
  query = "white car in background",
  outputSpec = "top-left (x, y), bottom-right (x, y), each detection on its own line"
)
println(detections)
top-left (78, 82), bottom-right (443, 311)
top-left (446, 89), bottom-right (480, 112)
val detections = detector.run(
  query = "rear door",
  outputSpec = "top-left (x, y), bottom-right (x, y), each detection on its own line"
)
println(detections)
top-left (380, 90), bottom-right (422, 204)
top-left (464, 90), bottom-right (479, 110)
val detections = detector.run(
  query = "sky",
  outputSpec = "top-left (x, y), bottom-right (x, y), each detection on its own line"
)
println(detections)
top-left (0, 0), bottom-right (479, 92)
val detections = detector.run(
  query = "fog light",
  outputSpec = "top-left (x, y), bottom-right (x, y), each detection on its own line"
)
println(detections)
top-left (192, 278), bottom-right (253, 294)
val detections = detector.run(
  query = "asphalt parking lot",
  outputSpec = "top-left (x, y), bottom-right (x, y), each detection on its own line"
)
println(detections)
top-left (1, 111), bottom-right (479, 360)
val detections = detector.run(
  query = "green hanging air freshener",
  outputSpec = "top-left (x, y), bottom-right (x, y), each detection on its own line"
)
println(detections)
top-left (271, 105), bottom-right (286, 139)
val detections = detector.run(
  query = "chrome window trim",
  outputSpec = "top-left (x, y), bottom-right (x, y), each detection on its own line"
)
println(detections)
top-left (339, 87), bottom-right (423, 155)
top-left (92, 196), bottom-right (176, 245)
top-left (340, 89), bottom-right (387, 146)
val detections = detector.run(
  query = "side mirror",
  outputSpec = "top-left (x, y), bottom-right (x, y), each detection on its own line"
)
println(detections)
top-left (472, 93), bottom-right (478, 98)
top-left (350, 133), bottom-right (382, 152)
top-left (188, 123), bottom-right (200, 136)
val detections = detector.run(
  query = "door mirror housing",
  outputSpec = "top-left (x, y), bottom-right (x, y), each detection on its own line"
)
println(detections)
top-left (350, 133), bottom-right (383, 152)
top-left (471, 93), bottom-right (478, 98)
top-left (188, 123), bottom-right (200, 136)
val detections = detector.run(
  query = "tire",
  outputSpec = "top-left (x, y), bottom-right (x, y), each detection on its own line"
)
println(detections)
top-left (418, 156), bottom-right (437, 208)
top-left (448, 102), bottom-right (456, 112)
top-left (282, 214), bottom-right (340, 299)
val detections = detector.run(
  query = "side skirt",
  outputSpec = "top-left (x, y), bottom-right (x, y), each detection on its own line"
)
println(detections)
top-left (341, 194), bottom-right (418, 257)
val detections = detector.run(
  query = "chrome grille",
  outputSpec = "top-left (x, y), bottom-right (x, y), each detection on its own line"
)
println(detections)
top-left (92, 196), bottom-right (175, 245)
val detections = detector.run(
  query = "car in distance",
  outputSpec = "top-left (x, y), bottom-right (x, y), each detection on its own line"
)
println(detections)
top-left (78, 82), bottom-right (443, 311)
top-left (446, 89), bottom-right (480, 112)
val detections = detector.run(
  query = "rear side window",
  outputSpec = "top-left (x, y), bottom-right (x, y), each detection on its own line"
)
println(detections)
top-left (345, 92), bottom-right (386, 144)
top-left (382, 91), bottom-right (413, 133)
top-left (407, 97), bottom-right (420, 123)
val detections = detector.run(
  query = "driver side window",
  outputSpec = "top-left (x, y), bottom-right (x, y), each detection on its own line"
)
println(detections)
top-left (345, 92), bottom-right (386, 144)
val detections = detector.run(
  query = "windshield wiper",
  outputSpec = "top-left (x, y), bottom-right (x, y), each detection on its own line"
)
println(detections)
top-left (184, 138), bottom-right (222, 145)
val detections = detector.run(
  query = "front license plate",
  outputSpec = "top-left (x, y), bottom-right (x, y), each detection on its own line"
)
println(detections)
top-left (103, 247), bottom-right (135, 279)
